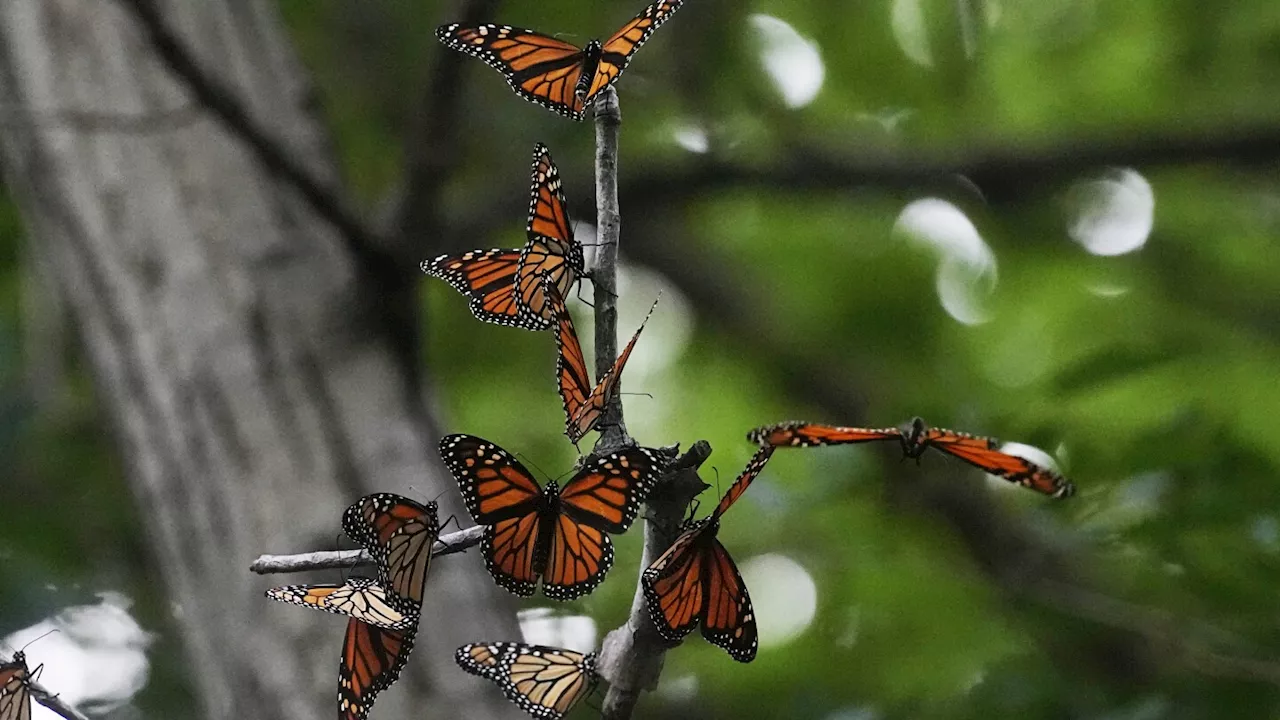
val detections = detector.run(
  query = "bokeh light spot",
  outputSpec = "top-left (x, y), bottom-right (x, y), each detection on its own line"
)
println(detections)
top-left (749, 15), bottom-right (825, 108)
top-left (738, 553), bottom-right (817, 647)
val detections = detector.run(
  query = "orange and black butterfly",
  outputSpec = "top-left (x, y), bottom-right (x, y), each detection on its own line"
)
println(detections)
top-left (338, 620), bottom-right (416, 720)
top-left (342, 493), bottom-right (441, 614)
top-left (548, 285), bottom-right (659, 444)
top-left (748, 417), bottom-right (1075, 498)
top-left (641, 445), bottom-right (775, 662)
top-left (456, 642), bottom-right (598, 720)
top-left (437, 0), bottom-right (685, 120)
top-left (441, 433), bottom-right (673, 600)
top-left (0, 651), bottom-right (33, 720)
top-left (266, 578), bottom-right (416, 631)
top-left (421, 144), bottom-right (583, 330)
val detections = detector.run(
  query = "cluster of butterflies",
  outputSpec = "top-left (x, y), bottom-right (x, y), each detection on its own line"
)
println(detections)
top-left (256, 0), bottom-right (1082, 717)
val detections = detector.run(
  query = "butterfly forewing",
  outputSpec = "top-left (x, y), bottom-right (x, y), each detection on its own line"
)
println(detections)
top-left (482, 514), bottom-right (543, 597)
top-left (584, 0), bottom-right (686, 104)
top-left (641, 521), bottom-right (708, 642)
top-left (437, 24), bottom-right (588, 119)
top-left (712, 445), bottom-right (775, 518)
top-left (560, 445), bottom-right (670, 532)
top-left (338, 619), bottom-right (415, 720)
top-left (923, 427), bottom-right (1075, 498)
top-left (343, 493), bottom-right (440, 611)
top-left (422, 249), bottom-right (549, 329)
top-left (542, 515), bottom-right (615, 601)
top-left (747, 421), bottom-right (902, 448)
top-left (515, 145), bottom-right (583, 326)
top-left (455, 643), bottom-right (506, 680)
top-left (548, 287), bottom-right (593, 438)
top-left (441, 434), bottom-right (545, 523)
top-left (566, 296), bottom-right (661, 441)
top-left (265, 579), bottom-right (415, 631)
top-left (456, 643), bottom-right (598, 720)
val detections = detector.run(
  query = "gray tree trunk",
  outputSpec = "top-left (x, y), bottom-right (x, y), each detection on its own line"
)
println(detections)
top-left (0, 1), bottom-right (521, 718)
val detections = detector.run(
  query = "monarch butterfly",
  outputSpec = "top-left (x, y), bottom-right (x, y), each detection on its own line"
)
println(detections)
top-left (342, 493), bottom-right (441, 614)
top-left (421, 144), bottom-right (583, 330)
top-left (455, 642), bottom-right (598, 720)
top-left (641, 445), bottom-right (775, 662)
top-left (338, 619), bottom-right (416, 720)
top-left (747, 417), bottom-right (1076, 498)
top-left (548, 285), bottom-right (660, 444)
top-left (441, 433), bottom-right (673, 600)
top-left (0, 651), bottom-right (32, 720)
top-left (437, 0), bottom-right (685, 120)
top-left (265, 578), bottom-right (415, 631)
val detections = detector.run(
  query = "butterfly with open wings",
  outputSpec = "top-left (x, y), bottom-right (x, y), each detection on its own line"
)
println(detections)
top-left (748, 417), bottom-right (1075, 498)
top-left (456, 642), bottom-right (598, 720)
top-left (438, 0), bottom-right (685, 120)
top-left (421, 144), bottom-right (584, 331)
top-left (441, 433), bottom-right (674, 600)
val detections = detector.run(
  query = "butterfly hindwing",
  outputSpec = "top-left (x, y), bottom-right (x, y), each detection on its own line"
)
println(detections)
top-left (700, 536), bottom-right (758, 662)
top-left (437, 23), bottom-right (587, 118)
top-left (746, 421), bottom-right (902, 448)
top-left (922, 426), bottom-right (1076, 498)
top-left (515, 145), bottom-right (582, 327)
top-left (456, 643), bottom-right (598, 720)
top-left (422, 249), bottom-right (549, 329)
top-left (338, 619), bottom-right (415, 720)
top-left (265, 579), bottom-right (415, 631)
top-left (582, 0), bottom-right (686, 104)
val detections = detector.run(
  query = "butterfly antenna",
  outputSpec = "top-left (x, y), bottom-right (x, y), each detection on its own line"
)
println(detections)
top-left (18, 629), bottom-right (58, 653)
top-left (514, 452), bottom-right (554, 482)
top-left (618, 391), bottom-right (653, 399)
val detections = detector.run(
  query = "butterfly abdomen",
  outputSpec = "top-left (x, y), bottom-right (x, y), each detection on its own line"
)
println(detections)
top-left (574, 41), bottom-right (603, 100)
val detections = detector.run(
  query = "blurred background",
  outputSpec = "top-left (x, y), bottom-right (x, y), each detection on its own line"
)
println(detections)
top-left (3, 0), bottom-right (1280, 718)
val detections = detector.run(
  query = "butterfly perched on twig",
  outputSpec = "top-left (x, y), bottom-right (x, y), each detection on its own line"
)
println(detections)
top-left (421, 144), bottom-right (583, 330)
top-left (456, 642), bottom-right (598, 720)
top-left (547, 284), bottom-right (660, 444)
top-left (441, 433), bottom-right (674, 600)
top-left (747, 416), bottom-right (1076, 498)
top-left (438, 0), bottom-right (685, 120)
top-left (642, 445), bottom-right (775, 662)
top-left (264, 494), bottom-right (440, 720)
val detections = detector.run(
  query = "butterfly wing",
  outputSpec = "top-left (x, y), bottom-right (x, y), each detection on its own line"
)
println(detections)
top-left (747, 421), bottom-right (902, 448)
top-left (547, 285), bottom-right (592, 439)
top-left (559, 445), bottom-right (671, 533)
top-left (516, 145), bottom-right (583, 327)
top-left (441, 434), bottom-right (545, 524)
top-left (457, 643), bottom-right (598, 720)
top-left (482, 513), bottom-right (544, 597)
top-left (437, 24), bottom-right (588, 119)
top-left (422, 249), bottom-right (548, 330)
top-left (338, 618), bottom-right (415, 720)
top-left (712, 444), bottom-right (775, 519)
top-left (0, 654), bottom-right (30, 720)
top-left (342, 494), bottom-right (440, 611)
top-left (541, 513), bottom-right (615, 601)
top-left (700, 536), bottom-right (758, 662)
top-left (641, 521), bottom-right (708, 642)
top-left (580, 0), bottom-right (686, 106)
top-left (924, 427), bottom-right (1076, 498)
top-left (566, 296), bottom-right (660, 442)
top-left (266, 579), bottom-right (415, 631)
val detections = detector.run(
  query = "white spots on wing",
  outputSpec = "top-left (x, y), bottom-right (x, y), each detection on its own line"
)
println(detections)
top-left (1067, 168), bottom-right (1154, 256)
top-left (894, 198), bottom-right (997, 325)
top-left (518, 608), bottom-right (597, 654)
top-left (3, 592), bottom-right (153, 719)
top-left (738, 554), bottom-right (817, 648)
top-left (749, 15), bottom-right (825, 108)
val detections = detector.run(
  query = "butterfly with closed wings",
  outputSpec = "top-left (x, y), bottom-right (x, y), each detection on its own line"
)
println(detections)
top-left (438, 0), bottom-right (685, 120)
top-left (456, 642), bottom-right (598, 720)
top-left (421, 144), bottom-right (584, 331)
top-left (547, 284), bottom-right (660, 444)
top-left (642, 445), bottom-right (776, 662)
top-left (0, 651), bottom-right (33, 720)
top-left (747, 417), bottom-right (1075, 498)
top-left (441, 433), bottom-right (673, 600)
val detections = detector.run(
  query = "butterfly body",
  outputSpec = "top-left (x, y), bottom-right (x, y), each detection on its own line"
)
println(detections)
top-left (0, 651), bottom-right (31, 720)
top-left (443, 433), bottom-right (671, 600)
top-left (438, 0), bottom-right (686, 120)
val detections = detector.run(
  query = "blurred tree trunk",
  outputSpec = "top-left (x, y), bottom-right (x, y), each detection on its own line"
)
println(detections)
top-left (0, 1), bottom-right (520, 719)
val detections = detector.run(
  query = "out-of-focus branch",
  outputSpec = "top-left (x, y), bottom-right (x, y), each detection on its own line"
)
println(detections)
top-left (598, 441), bottom-right (711, 720)
top-left (110, 0), bottom-right (398, 282)
top-left (31, 683), bottom-right (91, 720)
top-left (618, 121), bottom-right (1280, 207)
top-left (249, 525), bottom-right (485, 574)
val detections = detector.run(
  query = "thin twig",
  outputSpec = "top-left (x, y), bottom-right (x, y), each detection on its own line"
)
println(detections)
top-left (30, 684), bottom-right (91, 720)
top-left (249, 525), bottom-right (484, 574)
top-left (598, 442), bottom-right (711, 720)
top-left (591, 87), bottom-right (628, 455)
top-left (111, 0), bottom-right (398, 281)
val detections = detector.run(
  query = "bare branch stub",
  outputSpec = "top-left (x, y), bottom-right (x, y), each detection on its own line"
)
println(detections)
top-left (30, 684), bottom-right (92, 720)
top-left (598, 440), bottom-right (712, 720)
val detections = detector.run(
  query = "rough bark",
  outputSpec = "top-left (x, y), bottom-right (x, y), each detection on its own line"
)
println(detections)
top-left (0, 2), bottom-right (519, 719)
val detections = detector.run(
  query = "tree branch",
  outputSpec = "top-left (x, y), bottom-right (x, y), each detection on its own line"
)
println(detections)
top-left (598, 441), bottom-right (711, 720)
top-left (249, 524), bottom-right (485, 574)
top-left (591, 87), bottom-right (628, 455)
top-left (30, 683), bottom-right (91, 720)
